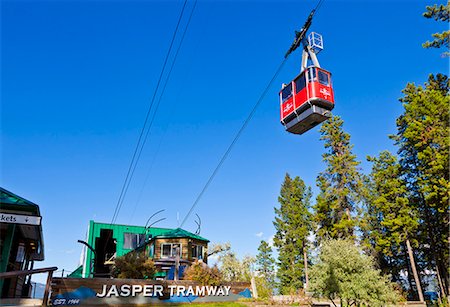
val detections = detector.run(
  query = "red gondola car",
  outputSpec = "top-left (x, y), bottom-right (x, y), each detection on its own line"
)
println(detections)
top-left (280, 66), bottom-right (334, 134)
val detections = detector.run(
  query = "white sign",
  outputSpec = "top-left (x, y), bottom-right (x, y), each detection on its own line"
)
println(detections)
top-left (0, 213), bottom-right (41, 226)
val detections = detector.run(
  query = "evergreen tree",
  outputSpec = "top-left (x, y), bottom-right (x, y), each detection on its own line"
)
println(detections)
top-left (422, 3), bottom-right (449, 56)
top-left (273, 173), bottom-right (312, 294)
top-left (362, 151), bottom-right (423, 300)
top-left (392, 74), bottom-right (450, 297)
top-left (314, 116), bottom-right (363, 241)
top-left (256, 240), bottom-right (275, 287)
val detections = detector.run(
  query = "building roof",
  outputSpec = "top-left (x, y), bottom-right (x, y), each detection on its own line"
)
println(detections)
top-left (152, 228), bottom-right (209, 242)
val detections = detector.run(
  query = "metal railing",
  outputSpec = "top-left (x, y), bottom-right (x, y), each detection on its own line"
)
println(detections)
top-left (0, 266), bottom-right (57, 306)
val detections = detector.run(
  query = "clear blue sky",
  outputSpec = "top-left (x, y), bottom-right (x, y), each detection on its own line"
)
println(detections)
top-left (1, 0), bottom-right (447, 282)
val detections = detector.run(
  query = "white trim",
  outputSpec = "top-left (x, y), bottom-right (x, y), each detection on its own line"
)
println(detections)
top-left (160, 243), bottom-right (183, 259)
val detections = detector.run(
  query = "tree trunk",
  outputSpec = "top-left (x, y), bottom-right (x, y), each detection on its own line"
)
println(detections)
top-left (436, 264), bottom-right (446, 297)
top-left (404, 249), bottom-right (415, 295)
top-left (438, 261), bottom-right (449, 297)
top-left (406, 238), bottom-right (424, 302)
top-left (303, 241), bottom-right (309, 289)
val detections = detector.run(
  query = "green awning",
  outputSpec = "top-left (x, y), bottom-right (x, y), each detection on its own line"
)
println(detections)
top-left (68, 265), bottom-right (83, 278)
top-left (0, 187), bottom-right (40, 215)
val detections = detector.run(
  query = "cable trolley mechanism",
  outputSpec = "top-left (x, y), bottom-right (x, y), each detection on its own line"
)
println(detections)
top-left (280, 12), bottom-right (335, 135)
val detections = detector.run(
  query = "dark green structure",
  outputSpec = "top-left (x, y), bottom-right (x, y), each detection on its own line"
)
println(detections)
top-left (0, 187), bottom-right (44, 298)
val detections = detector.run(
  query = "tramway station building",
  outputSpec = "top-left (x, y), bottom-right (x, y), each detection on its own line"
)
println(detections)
top-left (70, 220), bottom-right (209, 280)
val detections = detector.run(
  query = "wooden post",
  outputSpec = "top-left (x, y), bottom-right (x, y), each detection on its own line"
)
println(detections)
top-left (174, 247), bottom-right (180, 281)
top-left (43, 270), bottom-right (53, 307)
top-left (251, 276), bottom-right (258, 299)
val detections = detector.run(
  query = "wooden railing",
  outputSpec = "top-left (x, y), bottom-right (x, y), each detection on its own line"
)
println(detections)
top-left (0, 266), bottom-right (58, 306)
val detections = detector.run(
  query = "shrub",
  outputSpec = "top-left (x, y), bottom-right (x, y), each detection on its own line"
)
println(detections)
top-left (111, 252), bottom-right (156, 279)
top-left (254, 276), bottom-right (273, 299)
top-left (309, 239), bottom-right (401, 306)
top-left (183, 260), bottom-right (222, 286)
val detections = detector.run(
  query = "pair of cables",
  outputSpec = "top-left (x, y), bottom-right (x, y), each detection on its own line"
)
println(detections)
top-left (111, 0), bottom-right (197, 225)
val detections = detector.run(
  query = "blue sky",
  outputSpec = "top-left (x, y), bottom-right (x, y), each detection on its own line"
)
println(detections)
top-left (1, 0), bottom-right (447, 282)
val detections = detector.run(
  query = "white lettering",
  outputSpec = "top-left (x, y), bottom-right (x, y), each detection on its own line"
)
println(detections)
top-left (176, 285), bottom-right (186, 296)
top-left (195, 286), bottom-right (205, 296)
top-left (224, 286), bottom-right (231, 296)
top-left (106, 285), bottom-right (119, 297)
top-left (67, 299), bottom-right (80, 304)
top-left (53, 299), bottom-right (66, 305)
top-left (154, 285), bottom-right (164, 297)
top-left (120, 285), bottom-right (131, 297)
top-left (206, 286), bottom-right (217, 296)
top-left (216, 287), bottom-right (225, 296)
top-left (97, 285), bottom-right (107, 297)
top-left (185, 286), bottom-right (195, 296)
top-left (168, 285), bottom-right (177, 296)
top-left (95, 283), bottom-right (233, 298)
top-left (143, 285), bottom-right (153, 296)
top-left (131, 285), bottom-right (142, 296)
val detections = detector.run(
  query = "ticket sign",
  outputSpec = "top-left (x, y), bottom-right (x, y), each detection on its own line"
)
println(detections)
top-left (0, 213), bottom-right (41, 226)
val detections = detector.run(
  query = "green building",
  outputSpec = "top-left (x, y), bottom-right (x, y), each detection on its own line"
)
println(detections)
top-left (0, 187), bottom-right (44, 298)
top-left (75, 221), bottom-right (209, 280)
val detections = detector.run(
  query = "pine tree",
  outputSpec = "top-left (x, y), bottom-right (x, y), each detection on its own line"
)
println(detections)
top-left (256, 240), bottom-right (275, 287)
top-left (273, 173), bottom-right (312, 294)
top-left (392, 74), bottom-right (450, 297)
top-left (422, 3), bottom-right (449, 56)
top-left (314, 116), bottom-right (363, 241)
top-left (362, 151), bottom-right (423, 300)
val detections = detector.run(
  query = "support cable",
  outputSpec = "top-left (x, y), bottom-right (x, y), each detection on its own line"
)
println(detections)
top-left (126, 0), bottom-right (198, 223)
top-left (111, 0), bottom-right (191, 224)
top-left (179, 0), bottom-right (325, 228)
top-left (180, 58), bottom-right (288, 228)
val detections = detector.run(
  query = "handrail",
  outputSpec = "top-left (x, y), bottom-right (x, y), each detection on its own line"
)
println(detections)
top-left (0, 266), bottom-right (57, 278)
top-left (0, 266), bottom-right (57, 307)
